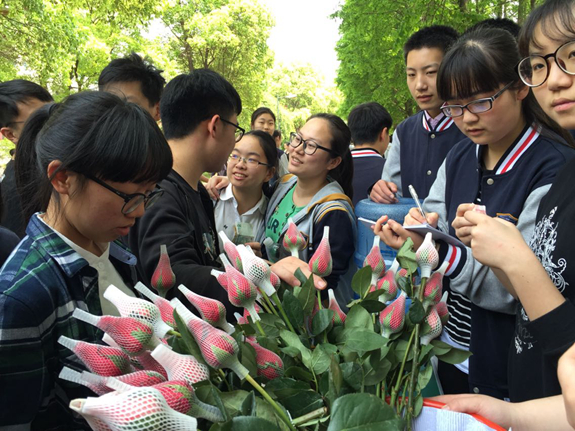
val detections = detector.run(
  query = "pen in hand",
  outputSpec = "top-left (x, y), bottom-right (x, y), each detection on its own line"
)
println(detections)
top-left (408, 184), bottom-right (428, 224)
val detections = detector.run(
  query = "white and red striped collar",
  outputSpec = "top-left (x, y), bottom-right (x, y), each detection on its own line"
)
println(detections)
top-left (475, 125), bottom-right (540, 175)
top-left (351, 148), bottom-right (383, 158)
top-left (422, 112), bottom-right (455, 132)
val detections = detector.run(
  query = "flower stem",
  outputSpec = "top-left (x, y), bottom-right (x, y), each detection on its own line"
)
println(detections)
top-left (317, 290), bottom-right (322, 310)
top-left (244, 373), bottom-right (296, 431)
top-left (261, 291), bottom-right (280, 317)
top-left (292, 407), bottom-right (327, 426)
top-left (390, 327), bottom-right (416, 409)
top-left (218, 369), bottom-right (232, 392)
top-left (254, 319), bottom-right (266, 337)
top-left (272, 292), bottom-right (297, 333)
top-left (167, 329), bottom-right (181, 338)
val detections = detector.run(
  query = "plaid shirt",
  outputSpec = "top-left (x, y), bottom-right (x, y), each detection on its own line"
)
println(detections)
top-left (0, 214), bottom-right (137, 430)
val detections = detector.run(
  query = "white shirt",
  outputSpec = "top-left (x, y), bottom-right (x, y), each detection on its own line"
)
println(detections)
top-left (213, 184), bottom-right (268, 250)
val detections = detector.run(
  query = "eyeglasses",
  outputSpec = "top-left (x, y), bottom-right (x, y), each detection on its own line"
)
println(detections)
top-left (220, 118), bottom-right (245, 142)
top-left (86, 175), bottom-right (164, 214)
top-left (441, 82), bottom-right (514, 118)
top-left (288, 132), bottom-right (337, 156)
top-left (228, 153), bottom-right (271, 168)
top-left (517, 40), bottom-right (575, 87)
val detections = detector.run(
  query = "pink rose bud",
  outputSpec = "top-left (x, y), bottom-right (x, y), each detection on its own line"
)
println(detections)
top-left (220, 254), bottom-right (260, 321)
top-left (58, 336), bottom-right (133, 376)
top-left (364, 236), bottom-right (386, 286)
top-left (396, 267), bottom-right (408, 283)
top-left (235, 312), bottom-right (248, 325)
top-left (73, 309), bottom-right (158, 356)
top-left (282, 218), bottom-right (307, 257)
top-left (416, 233), bottom-right (439, 279)
top-left (308, 226), bottom-right (332, 277)
top-left (150, 343), bottom-right (210, 385)
top-left (422, 267), bottom-right (446, 310)
top-left (420, 307), bottom-right (443, 345)
top-left (69, 387), bottom-right (198, 431)
top-left (172, 299), bottom-right (249, 379)
top-left (376, 271), bottom-right (399, 304)
top-left (434, 301), bottom-right (450, 326)
top-left (379, 291), bottom-right (406, 338)
top-left (103, 285), bottom-right (172, 338)
top-left (246, 338), bottom-right (284, 380)
top-left (130, 349), bottom-right (168, 379)
top-left (328, 289), bottom-right (346, 325)
top-left (473, 204), bottom-right (487, 214)
top-left (178, 284), bottom-right (234, 334)
top-left (151, 244), bottom-right (176, 297)
top-left (134, 282), bottom-right (177, 329)
top-left (237, 245), bottom-right (276, 296)
top-left (211, 269), bottom-right (229, 291)
top-left (219, 231), bottom-right (243, 271)
top-left (270, 270), bottom-right (281, 290)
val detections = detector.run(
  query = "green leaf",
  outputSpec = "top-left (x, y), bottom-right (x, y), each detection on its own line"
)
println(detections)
top-left (311, 344), bottom-right (331, 374)
top-left (396, 237), bottom-right (418, 275)
top-left (210, 384), bottom-right (230, 423)
top-left (279, 346), bottom-right (301, 358)
top-left (408, 298), bottom-right (426, 325)
top-left (397, 275), bottom-right (412, 297)
top-left (363, 357), bottom-right (391, 386)
top-left (294, 267), bottom-right (308, 286)
top-left (430, 340), bottom-right (453, 355)
top-left (231, 416), bottom-right (282, 431)
top-left (351, 265), bottom-right (373, 298)
top-left (284, 366), bottom-right (314, 383)
top-left (258, 313), bottom-right (284, 338)
top-left (363, 290), bottom-right (388, 302)
top-left (340, 362), bottom-right (363, 391)
top-left (329, 355), bottom-right (343, 401)
top-left (360, 300), bottom-right (386, 313)
top-left (240, 342), bottom-right (258, 377)
top-left (418, 363), bottom-right (433, 389)
top-left (280, 390), bottom-right (325, 419)
top-left (414, 392), bottom-right (424, 417)
top-left (266, 378), bottom-right (311, 400)
top-left (240, 391), bottom-right (256, 416)
top-left (173, 310), bottom-right (208, 366)
top-left (295, 274), bottom-right (316, 316)
top-left (282, 290), bottom-right (304, 329)
top-left (437, 347), bottom-right (473, 365)
top-left (344, 329), bottom-right (386, 352)
top-left (327, 393), bottom-right (405, 431)
top-left (345, 305), bottom-right (373, 330)
top-left (312, 309), bottom-right (334, 336)
top-left (280, 329), bottom-right (312, 368)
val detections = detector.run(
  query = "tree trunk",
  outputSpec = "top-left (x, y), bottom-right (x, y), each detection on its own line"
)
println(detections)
top-left (458, 0), bottom-right (468, 13)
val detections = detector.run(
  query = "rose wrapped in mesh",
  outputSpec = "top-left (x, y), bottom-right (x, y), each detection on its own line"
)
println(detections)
top-left (219, 231), bottom-right (243, 272)
top-left (220, 254), bottom-right (261, 322)
top-left (422, 262), bottom-right (448, 311)
top-left (178, 284), bottom-right (234, 333)
top-left (327, 289), bottom-right (346, 326)
top-left (434, 301), bottom-right (450, 326)
top-left (420, 307), bottom-right (442, 345)
top-left (282, 218), bottom-right (307, 258)
top-left (151, 244), bottom-right (177, 298)
top-left (69, 386), bottom-right (197, 431)
top-left (58, 336), bottom-right (133, 377)
top-left (236, 245), bottom-right (276, 297)
top-left (364, 236), bottom-right (386, 287)
top-left (379, 291), bottom-right (407, 338)
top-left (103, 284), bottom-right (172, 338)
top-left (72, 309), bottom-right (159, 356)
top-left (101, 334), bottom-right (168, 379)
top-left (150, 343), bottom-right (210, 386)
top-left (246, 338), bottom-right (284, 380)
top-left (415, 232), bottom-right (439, 279)
top-left (211, 269), bottom-right (229, 291)
top-left (133, 282), bottom-right (177, 329)
top-left (308, 226), bottom-right (332, 277)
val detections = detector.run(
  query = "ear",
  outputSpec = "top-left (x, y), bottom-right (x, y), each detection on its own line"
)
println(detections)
top-left (207, 115), bottom-right (220, 139)
top-left (516, 84), bottom-right (530, 101)
top-left (1, 126), bottom-right (17, 144)
top-left (152, 103), bottom-right (161, 122)
top-left (264, 167), bottom-right (276, 183)
top-left (379, 127), bottom-right (389, 144)
top-left (47, 160), bottom-right (73, 195)
top-left (327, 156), bottom-right (342, 171)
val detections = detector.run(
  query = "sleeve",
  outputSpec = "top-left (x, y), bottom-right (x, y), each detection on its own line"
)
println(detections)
top-left (312, 207), bottom-right (355, 291)
top-left (0, 228), bottom-right (21, 267)
top-left (380, 128), bottom-right (403, 197)
top-left (438, 184), bottom-right (551, 315)
top-left (128, 184), bottom-right (234, 317)
top-left (0, 294), bottom-right (43, 427)
top-left (527, 299), bottom-right (575, 359)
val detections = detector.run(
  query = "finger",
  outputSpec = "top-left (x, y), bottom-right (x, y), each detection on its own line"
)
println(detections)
top-left (387, 181), bottom-right (398, 193)
top-left (463, 210), bottom-right (486, 224)
top-left (407, 208), bottom-right (426, 224)
top-left (456, 203), bottom-right (475, 217)
top-left (370, 188), bottom-right (392, 204)
top-left (426, 212), bottom-right (439, 226)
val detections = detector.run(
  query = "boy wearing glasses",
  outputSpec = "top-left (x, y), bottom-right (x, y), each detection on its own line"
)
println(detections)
top-left (370, 25), bottom-right (464, 204)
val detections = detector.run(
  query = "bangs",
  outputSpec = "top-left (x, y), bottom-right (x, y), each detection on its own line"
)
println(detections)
top-left (519, 1), bottom-right (575, 55)
top-left (532, 13), bottom-right (575, 50)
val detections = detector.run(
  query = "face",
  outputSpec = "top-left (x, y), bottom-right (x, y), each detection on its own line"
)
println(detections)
top-left (226, 135), bottom-right (273, 191)
top-left (530, 24), bottom-right (575, 130)
top-left (252, 113), bottom-right (275, 135)
top-left (103, 81), bottom-right (160, 121)
top-left (288, 118), bottom-right (340, 181)
top-left (447, 84), bottom-right (528, 149)
top-left (207, 114), bottom-right (239, 173)
top-left (406, 47), bottom-right (445, 117)
top-left (1, 98), bottom-right (48, 144)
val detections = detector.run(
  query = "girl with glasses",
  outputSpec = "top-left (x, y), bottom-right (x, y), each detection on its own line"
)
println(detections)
top-left (256, 113), bottom-right (356, 307)
top-left (0, 91), bottom-right (172, 429)
top-left (213, 130), bottom-right (277, 252)
top-left (375, 27), bottom-right (575, 401)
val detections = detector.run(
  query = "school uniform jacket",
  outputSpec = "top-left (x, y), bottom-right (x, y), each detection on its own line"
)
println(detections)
top-left (382, 111), bottom-right (466, 199)
top-left (424, 124), bottom-right (575, 398)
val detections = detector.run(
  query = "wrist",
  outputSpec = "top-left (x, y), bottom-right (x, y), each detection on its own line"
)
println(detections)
top-left (499, 241), bottom-right (536, 275)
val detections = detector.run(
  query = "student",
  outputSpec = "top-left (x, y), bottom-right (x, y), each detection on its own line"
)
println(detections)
top-left (214, 130), bottom-right (277, 250)
top-left (374, 28), bottom-right (574, 400)
top-left (127, 70), bottom-right (326, 320)
top-left (258, 113), bottom-right (356, 306)
top-left (0, 91), bottom-right (172, 430)
top-left (98, 52), bottom-right (165, 121)
top-left (0, 79), bottom-right (53, 237)
top-left (369, 25), bottom-right (464, 204)
top-left (348, 102), bottom-right (392, 206)
top-left (251, 107), bottom-right (276, 135)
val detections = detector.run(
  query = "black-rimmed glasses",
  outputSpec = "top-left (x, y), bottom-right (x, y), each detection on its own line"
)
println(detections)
top-left (86, 175), bottom-right (164, 214)
top-left (517, 40), bottom-right (575, 87)
top-left (288, 132), bottom-right (337, 156)
top-left (441, 82), bottom-right (515, 118)
top-left (220, 118), bottom-right (245, 142)
top-left (228, 153), bottom-right (272, 168)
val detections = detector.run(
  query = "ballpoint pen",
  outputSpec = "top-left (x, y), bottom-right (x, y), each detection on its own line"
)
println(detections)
top-left (408, 184), bottom-right (427, 223)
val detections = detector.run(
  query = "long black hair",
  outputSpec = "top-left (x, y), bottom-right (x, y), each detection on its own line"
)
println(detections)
top-left (15, 91), bottom-right (173, 222)
top-left (308, 113), bottom-right (354, 200)
top-left (437, 28), bottom-right (573, 146)
top-left (242, 130), bottom-right (278, 171)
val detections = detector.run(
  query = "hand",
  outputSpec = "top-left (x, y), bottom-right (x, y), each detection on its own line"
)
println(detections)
top-left (464, 211), bottom-right (531, 271)
top-left (270, 256), bottom-right (327, 291)
top-left (206, 175), bottom-right (230, 200)
top-left (373, 215), bottom-right (425, 250)
top-left (369, 180), bottom-right (399, 204)
top-left (559, 343), bottom-right (575, 429)
top-left (404, 207), bottom-right (439, 228)
top-left (245, 242), bottom-right (262, 258)
top-left (452, 203), bottom-right (477, 246)
top-left (431, 394), bottom-right (515, 430)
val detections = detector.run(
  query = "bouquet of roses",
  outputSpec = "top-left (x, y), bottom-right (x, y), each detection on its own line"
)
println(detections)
top-left (61, 227), bottom-right (471, 431)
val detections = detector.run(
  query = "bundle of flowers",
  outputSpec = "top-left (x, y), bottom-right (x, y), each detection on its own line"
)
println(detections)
top-left (62, 234), bottom-right (472, 431)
